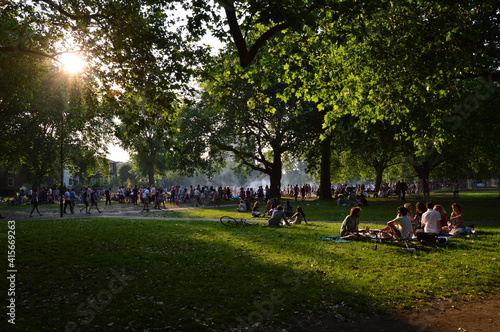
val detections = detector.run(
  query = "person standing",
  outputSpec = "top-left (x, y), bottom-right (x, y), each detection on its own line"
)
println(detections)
top-left (400, 180), bottom-right (408, 201)
top-left (69, 187), bottom-right (76, 214)
top-left (63, 188), bottom-right (71, 214)
top-left (452, 180), bottom-right (460, 200)
top-left (142, 186), bottom-right (150, 212)
top-left (29, 188), bottom-right (43, 217)
top-left (132, 185), bottom-right (139, 205)
top-left (105, 187), bottom-right (112, 205)
top-left (422, 179), bottom-right (430, 201)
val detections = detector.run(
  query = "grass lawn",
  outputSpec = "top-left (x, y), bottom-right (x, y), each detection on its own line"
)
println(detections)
top-left (0, 190), bottom-right (499, 331)
top-left (163, 189), bottom-right (500, 222)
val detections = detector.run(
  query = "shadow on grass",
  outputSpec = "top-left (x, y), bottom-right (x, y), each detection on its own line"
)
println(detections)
top-left (2, 217), bottom-right (495, 332)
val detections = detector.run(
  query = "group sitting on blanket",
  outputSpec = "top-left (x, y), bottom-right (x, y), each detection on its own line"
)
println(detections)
top-left (340, 202), bottom-right (470, 241)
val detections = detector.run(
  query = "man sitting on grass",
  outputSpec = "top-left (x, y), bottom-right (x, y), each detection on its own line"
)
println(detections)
top-left (416, 201), bottom-right (442, 241)
top-left (378, 206), bottom-right (413, 240)
top-left (264, 205), bottom-right (290, 227)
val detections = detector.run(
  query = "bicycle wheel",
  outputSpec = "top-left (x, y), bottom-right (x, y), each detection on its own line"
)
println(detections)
top-left (220, 216), bottom-right (238, 226)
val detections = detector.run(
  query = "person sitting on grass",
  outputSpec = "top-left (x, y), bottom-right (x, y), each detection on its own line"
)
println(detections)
top-left (413, 202), bottom-right (426, 232)
top-left (433, 204), bottom-right (449, 234)
top-left (340, 207), bottom-right (369, 240)
top-left (378, 206), bottom-right (413, 239)
top-left (236, 200), bottom-right (247, 212)
top-left (284, 200), bottom-right (294, 216)
top-left (290, 206), bottom-right (308, 225)
top-left (264, 200), bottom-right (273, 216)
top-left (449, 203), bottom-right (467, 235)
top-left (251, 201), bottom-right (262, 217)
top-left (265, 205), bottom-right (290, 227)
top-left (416, 202), bottom-right (441, 241)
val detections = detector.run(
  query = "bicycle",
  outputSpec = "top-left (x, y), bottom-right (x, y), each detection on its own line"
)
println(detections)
top-left (219, 216), bottom-right (258, 226)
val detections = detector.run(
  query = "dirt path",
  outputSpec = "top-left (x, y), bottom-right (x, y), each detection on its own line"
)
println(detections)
top-left (310, 296), bottom-right (500, 332)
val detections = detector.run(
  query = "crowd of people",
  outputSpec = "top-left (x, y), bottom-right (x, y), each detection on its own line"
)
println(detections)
top-left (339, 201), bottom-right (470, 241)
top-left (4, 181), bottom-right (469, 229)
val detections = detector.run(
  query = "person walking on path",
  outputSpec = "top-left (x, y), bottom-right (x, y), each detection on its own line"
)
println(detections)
top-left (88, 189), bottom-right (102, 214)
top-left (69, 188), bottom-right (76, 214)
top-left (80, 187), bottom-right (90, 214)
top-left (29, 188), bottom-right (43, 217)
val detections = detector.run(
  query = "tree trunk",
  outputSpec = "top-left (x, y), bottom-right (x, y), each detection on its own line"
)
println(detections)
top-left (268, 151), bottom-right (282, 199)
top-left (319, 136), bottom-right (332, 200)
top-left (148, 161), bottom-right (155, 186)
top-left (373, 162), bottom-right (385, 193)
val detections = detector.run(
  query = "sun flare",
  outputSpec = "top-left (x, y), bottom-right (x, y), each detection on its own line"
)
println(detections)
top-left (60, 52), bottom-right (86, 74)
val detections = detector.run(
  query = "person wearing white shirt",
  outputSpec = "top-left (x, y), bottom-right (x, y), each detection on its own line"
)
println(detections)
top-left (141, 187), bottom-right (150, 212)
top-left (417, 202), bottom-right (442, 241)
top-left (379, 206), bottom-right (413, 239)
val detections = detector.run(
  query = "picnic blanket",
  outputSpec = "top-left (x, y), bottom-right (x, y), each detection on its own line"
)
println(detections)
top-left (318, 235), bottom-right (352, 243)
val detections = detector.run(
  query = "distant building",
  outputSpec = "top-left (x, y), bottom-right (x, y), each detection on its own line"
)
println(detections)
top-left (0, 169), bottom-right (27, 196)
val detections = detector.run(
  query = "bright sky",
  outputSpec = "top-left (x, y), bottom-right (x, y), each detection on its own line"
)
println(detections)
top-left (107, 143), bottom-right (130, 162)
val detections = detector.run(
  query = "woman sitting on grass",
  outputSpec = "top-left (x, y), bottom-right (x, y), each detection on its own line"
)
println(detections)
top-left (290, 207), bottom-right (308, 225)
top-left (251, 201), bottom-right (262, 217)
top-left (449, 203), bottom-right (467, 235)
top-left (433, 204), bottom-right (448, 234)
top-left (340, 207), bottom-right (369, 240)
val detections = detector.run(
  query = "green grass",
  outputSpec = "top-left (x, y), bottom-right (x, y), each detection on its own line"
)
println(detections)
top-left (0, 190), bottom-right (498, 331)
top-left (165, 189), bottom-right (500, 222)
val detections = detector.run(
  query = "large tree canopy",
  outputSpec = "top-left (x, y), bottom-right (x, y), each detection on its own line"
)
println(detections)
top-left (2, 0), bottom-right (499, 188)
